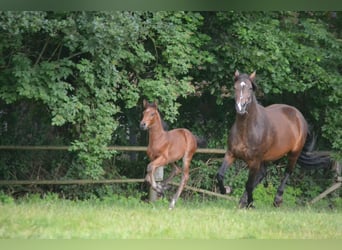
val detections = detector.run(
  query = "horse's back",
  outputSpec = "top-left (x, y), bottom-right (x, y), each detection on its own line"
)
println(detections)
top-left (266, 104), bottom-right (307, 130)
top-left (264, 104), bottom-right (308, 159)
top-left (167, 128), bottom-right (197, 161)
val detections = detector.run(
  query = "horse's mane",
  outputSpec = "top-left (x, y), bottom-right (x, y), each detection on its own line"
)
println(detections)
top-left (235, 73), bottom-right (257, 91)
top-left (146, 103), bottom-right (168, 131)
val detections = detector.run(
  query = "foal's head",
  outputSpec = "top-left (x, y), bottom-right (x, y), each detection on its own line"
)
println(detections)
top-left (140, 100), bottom-right (159, 130)
top-left (233, 70), bottom-right (257, 115)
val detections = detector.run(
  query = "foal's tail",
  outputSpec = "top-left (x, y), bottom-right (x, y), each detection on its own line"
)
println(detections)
top-left (195, 135), bottom-right (207, 148)
top-left (297, 132), bottom-right (332, 170)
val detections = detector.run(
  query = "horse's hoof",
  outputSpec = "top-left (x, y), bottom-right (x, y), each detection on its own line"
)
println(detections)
top-left (156, 189), bottom-right (164, 197)
top-left (273, 201), bottom-right (282, 207)
top-left (225, 186), bottom-right (233, 194)
top-left (238, 201), bottom-right (255, 209)
top-left (273, 196), bottom-right (283, 207)
top-left (161, 183), bottom-right (170, 191)
top-left (238, 202), bottom-right (247, 209)
top-left (157, 192), bottom-right (164, 198)
top-left (247, 203), bottom-right (256, 209)
top-left (144, 173), bottom-right (152, 184)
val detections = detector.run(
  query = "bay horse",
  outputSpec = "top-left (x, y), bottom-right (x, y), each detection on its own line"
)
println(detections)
top-left (217, 70), bottom-right (331, 208)
top-left (140, 100), bottom-right (197, 209)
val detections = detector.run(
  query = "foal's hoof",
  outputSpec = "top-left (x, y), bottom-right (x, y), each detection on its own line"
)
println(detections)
top-left (155, 185), bottom-right (165, 196)
top-left (161, 183), bottom-right (171, 191)
top-left (169, 199), bottom-right (176, 210)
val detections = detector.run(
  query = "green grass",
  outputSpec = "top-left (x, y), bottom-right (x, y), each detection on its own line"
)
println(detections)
top-left (0, 194), bottom-right (341, 239)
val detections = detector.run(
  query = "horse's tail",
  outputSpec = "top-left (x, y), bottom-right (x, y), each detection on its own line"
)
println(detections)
top-left (195, 135), bottom-right (207, 148)
top-left (297, 132), bottom-right (332, 170)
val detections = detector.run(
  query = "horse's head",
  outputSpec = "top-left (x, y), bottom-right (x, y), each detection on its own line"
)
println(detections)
top-left (233, 70), bottom-right (257, 115)
top-left (140, 100), bottom-right (159, 130)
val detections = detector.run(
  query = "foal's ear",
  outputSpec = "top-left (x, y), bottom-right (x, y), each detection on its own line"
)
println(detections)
top-left (143, 99), bottom-right (149, 108)
top-left (152, 100), bottom-right (158, 108)
top-left (234, 70), bottom-right (240, 81)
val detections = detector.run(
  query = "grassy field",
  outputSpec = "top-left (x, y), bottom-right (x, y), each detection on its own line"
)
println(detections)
top-left (0, 194), bottom-right (341, 239)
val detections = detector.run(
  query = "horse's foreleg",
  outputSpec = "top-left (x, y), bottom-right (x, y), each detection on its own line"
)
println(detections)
top-left (239, 161), bottom-right (261, 208)
top-left (169, 156), bottom-right (191, 210)
top-left (217, 151), bottom-right (235, 194)
top-left (146, 157), bottom-right (168, 195)
top-left (240, 162), bottom-right (267, 207)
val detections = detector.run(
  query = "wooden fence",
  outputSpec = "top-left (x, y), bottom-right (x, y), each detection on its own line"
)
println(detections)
top-left (0, 145), bottom-right (226, 154)
top-left (0, 145), bottom-right (340, 203)
top-left (0, 145), bottom-right (234, 201)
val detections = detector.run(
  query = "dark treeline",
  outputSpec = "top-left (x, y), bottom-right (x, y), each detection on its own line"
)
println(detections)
top-left (0, 11), bottom-right (341, 200)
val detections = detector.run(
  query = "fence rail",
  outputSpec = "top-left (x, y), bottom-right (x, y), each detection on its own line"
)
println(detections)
top-left (0, 178), bottom-right (235, 201)
top-left (3, 145), bottom-right (338, 203)
top-left (0, 145), bottom-right (226, 154)
top-left (0, 145), bottom-right (230, 200)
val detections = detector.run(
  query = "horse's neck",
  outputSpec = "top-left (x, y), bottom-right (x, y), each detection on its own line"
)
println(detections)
top-left (148, 114), bottom-right (167, 143)
top-left (235, 98), bottom-right (264, 135)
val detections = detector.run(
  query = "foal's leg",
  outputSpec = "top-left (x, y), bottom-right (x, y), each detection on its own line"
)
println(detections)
top-left (274, 154), bottom-right (298, 207)
top-left (217, 151), bottom-right (235, 194)
top-left (169, 154), bottom-right (192, 210)
top-left (160, 162), bottom-right (181, 190)
top-left (146, 156), bottom-right (168, 194)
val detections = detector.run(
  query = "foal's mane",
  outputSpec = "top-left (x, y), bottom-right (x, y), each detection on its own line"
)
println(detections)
top-left (145, 102), bottom-right (168, 131)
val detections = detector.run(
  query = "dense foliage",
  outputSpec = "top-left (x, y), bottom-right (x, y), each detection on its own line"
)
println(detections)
top-left (0, 11), bottom-right (341, 202)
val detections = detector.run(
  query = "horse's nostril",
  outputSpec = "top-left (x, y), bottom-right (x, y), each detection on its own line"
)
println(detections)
top-left (140, 122), bottom-right (147, 130)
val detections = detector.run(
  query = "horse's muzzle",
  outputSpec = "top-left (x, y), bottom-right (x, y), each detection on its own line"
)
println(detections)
top-left (235, 102), bottom-right (248, 115)
top-left (140, 122), bottom-right (148, 130)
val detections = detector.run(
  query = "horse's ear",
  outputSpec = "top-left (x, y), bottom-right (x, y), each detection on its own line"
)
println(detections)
top-left (143, 99), bottom-right (149, 108)
top-left (234, 70), bottom-right (240, 81)
top-left (249, 71), bottom-right (256, 81)
top-left (153, 100), bottom-right (158, 109)
top-left (249, 71), bottom-right (257, 91)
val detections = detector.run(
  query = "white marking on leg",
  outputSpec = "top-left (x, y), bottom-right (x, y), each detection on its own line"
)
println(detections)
top-left (169, 199), bottom-right (176, 210)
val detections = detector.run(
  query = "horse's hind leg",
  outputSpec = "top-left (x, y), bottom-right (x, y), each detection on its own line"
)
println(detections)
top-left (169, 155), bottom-right (192, 210)
top-left (274, 153), bottom-right (298, 207)
top-left (160, 163), bottom-right (181, 191)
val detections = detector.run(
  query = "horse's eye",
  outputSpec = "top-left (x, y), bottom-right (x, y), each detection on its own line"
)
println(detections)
top-left (151, 112), bottom-right (155, 117)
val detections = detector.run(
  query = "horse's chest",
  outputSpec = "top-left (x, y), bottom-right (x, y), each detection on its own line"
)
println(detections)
top-left (230, 138), bottom-right (260, 160)
top-left (232, 144), bottom-right (252, 159)
top-left (147, 147), bottom-right (160, 160)
top-left (147, 142), bottom-right (166, 160)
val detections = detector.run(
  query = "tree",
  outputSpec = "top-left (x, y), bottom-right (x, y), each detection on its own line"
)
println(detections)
top-left (0, 11), bottom-right (210, 179)
top-left (191, 11), bottom-right (342, 157)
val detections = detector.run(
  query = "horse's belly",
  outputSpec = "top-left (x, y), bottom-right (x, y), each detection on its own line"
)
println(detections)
top-left (263, 150), bottom-right (287, 161)
top-left (263, 138), bottom-right (293, 161)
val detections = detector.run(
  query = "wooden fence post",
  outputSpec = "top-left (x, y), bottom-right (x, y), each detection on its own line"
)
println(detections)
top-left (149, 166), bottom-right (164, 202)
